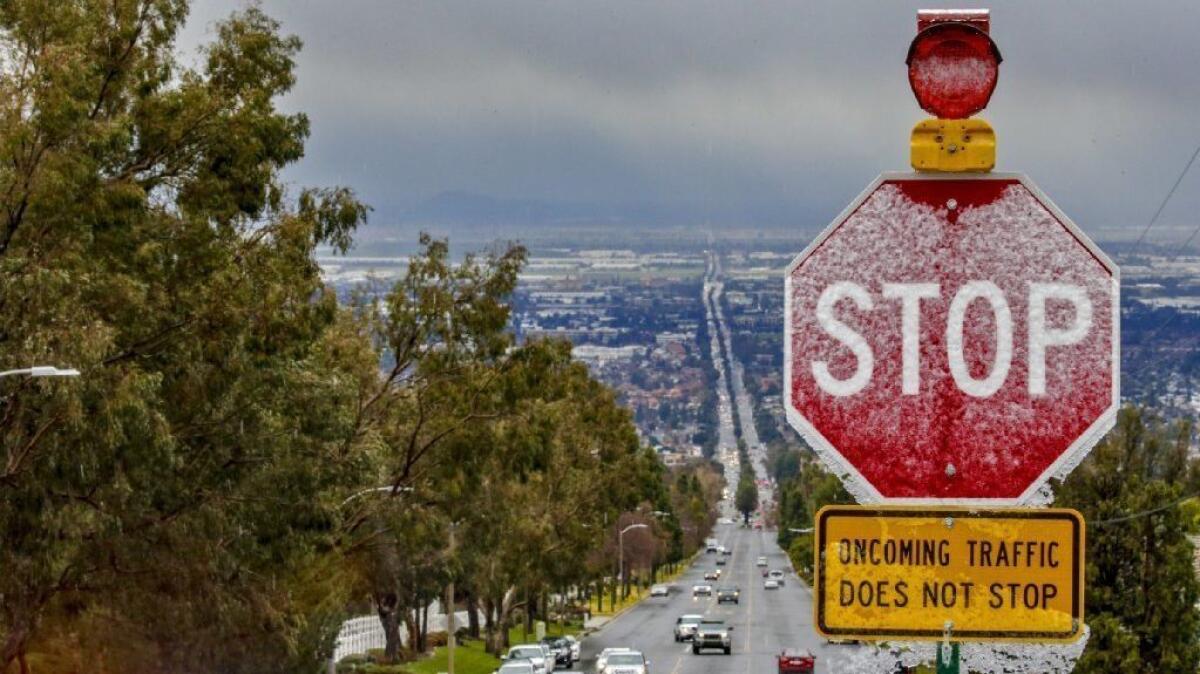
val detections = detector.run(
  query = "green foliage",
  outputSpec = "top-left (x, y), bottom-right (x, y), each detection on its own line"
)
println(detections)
top-left (766, 442), bottom-right (802, 482)
top-left (788, 534), bottom-right (816, 585)
top-left (1058, 406), bottom-right (1200, 674)
top-left (735, 471), bottom-right (758, 523)
top-left (0, 1), bottom-right (373, 670)
top-left (776, 459), bottom-right (851, 551)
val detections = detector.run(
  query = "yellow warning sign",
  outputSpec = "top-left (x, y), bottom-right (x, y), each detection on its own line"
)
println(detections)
top-left (814, 506), bottom-right (1084, 642)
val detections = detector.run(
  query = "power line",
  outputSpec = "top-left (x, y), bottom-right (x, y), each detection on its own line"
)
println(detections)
top-left (1089, 492), bottom-right (1198, 526)
top-left (1129, 143), bottom-right (1200, 349)
top-left (1130, 142), bottom-right (1200, 255)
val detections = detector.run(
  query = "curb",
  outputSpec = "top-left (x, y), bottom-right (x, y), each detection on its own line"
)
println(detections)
top-left (582, 553), bottom-right (701, 635)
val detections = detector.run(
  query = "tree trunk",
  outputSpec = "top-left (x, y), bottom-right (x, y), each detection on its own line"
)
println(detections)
top-left (485, 588), bottom-right (518, 655)
top-left (404, 610), bottom-right (418, 657)
top-left (467, 591), bottom-right (481, 638)
top-left (1, 627), bottom-right (29, 674)
top-left (524, 589), bottom-right (533, 635)
top-left (420, 602), bottom-right (430, 653)
top-left (374, 591), bottom-right (403, 663)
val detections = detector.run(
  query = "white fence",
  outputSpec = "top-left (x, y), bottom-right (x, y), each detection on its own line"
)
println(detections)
top-left (332, 615), bottom-right (386, 663)
top-left (331, 607), bottom-right (474, 664)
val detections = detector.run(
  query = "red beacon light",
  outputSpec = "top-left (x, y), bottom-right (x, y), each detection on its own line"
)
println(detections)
top-left (906, 9), bottom-right (1002, 120)
top-left (907, 9), bottom-right (1001, 172)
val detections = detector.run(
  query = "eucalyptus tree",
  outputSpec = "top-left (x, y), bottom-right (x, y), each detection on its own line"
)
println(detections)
top-left (0, 1), bottom-right (373, 671)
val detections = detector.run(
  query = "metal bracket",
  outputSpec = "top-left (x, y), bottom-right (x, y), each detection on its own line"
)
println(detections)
top-left (911, 118), bottom-right (995, 172)
top-left (937, 621), bottom-right (961, 673)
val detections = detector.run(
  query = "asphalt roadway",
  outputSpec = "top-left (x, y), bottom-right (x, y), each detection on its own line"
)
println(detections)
top-left (577, 521), bottom-right (857, 674)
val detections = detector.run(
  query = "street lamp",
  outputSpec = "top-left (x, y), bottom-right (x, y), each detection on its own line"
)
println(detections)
top-left (619, 523), bottom-right (649, 598)
top-left (0, 366), bottom-right (81, 379)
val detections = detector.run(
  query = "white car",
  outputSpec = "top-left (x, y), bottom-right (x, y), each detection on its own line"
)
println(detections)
top-left (495, 662), bottom-right (537, 674)
top-left (768, 569), bottom-right (786, 586)
top-left (764, 578), bottom-right (780, 590)
top-left (562, 634), bottom-right (581, 663)
top-left (674, 613), bottom-right (703, 641)
top-left (650, 584), bottom-right (669, 597)
top-left (755, 556), bottom-right (768, 567)
top-left (595, 647), bottom-right (633, 674)
top-left (600, 650), bottom-right (649, 674)
top-left (505, 644), bottom-right (551, 674)
top-left (692, 583), bottom-right (713, 597)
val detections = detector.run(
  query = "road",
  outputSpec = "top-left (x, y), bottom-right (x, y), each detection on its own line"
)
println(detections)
top-left (575, 251), bottom-right (852, 673)
top-left (583, 248), bottom-right (851, 674)
top-left (704, 251), bottom-right (771, 504)
top-left (577, 520), bottom-right (850, 674)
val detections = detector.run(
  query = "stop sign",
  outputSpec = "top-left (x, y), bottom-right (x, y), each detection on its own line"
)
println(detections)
top-left (785, 173), bottom-right (1118, 503)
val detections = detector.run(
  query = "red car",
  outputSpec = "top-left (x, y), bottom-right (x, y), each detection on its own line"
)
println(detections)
top-left (777, 649), bottom-right (815, 673)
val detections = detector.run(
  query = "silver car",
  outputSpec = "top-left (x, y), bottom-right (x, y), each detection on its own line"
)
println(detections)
top-left (601, 650), bottom-right (650, 674)
top-left (692, 619), bottom-right (733, 655)
top-left (596, 647), bottom-right (633, 674)
top-left (674, 613), bottom-right (703, 641)
top-left (505, 645), bottom-right (551, 674)
top-left (495, 662), bottom-right (536, 674)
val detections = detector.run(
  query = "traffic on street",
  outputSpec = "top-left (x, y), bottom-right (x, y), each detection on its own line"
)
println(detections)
top-left (575, 520), bottom-right (841, 674)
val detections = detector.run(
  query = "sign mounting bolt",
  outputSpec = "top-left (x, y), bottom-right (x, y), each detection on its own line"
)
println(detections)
top-left (945, 463), bottom-right (957, 477)
top-left (944, 516), bottom-right (954, 529)
top-left (946, 198), bottom-right (958, 210)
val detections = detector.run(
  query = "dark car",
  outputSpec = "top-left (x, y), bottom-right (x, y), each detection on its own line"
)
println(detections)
top-left (692, 618), bottom-right (733, 655)
top-left (716, 587), bottom-right (740, 604)
top-left (540, 636), bottom-right (571, 667)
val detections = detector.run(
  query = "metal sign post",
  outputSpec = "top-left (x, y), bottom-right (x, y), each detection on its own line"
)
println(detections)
top-left (936, 643), bottom-right (961, 674)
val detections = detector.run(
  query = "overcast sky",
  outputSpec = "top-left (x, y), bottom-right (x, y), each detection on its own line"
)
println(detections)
top-left (180, 1), bottom-right (1200, 242)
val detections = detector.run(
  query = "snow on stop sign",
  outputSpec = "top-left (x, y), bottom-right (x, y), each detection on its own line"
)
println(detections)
top-left (785, 173), bottom-right (1118, 503)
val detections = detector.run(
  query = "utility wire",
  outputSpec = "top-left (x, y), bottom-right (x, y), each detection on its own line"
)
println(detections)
top-left (1088, 492), bottom-right (1198, 526)
top-left (1129, 142), bottom-right (1200, 349)
top-left (1131, 142), bottom-right (1200, 256)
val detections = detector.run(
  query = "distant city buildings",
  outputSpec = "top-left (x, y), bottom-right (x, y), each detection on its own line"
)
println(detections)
top-left (318, 242), bottom-right (1200, 459)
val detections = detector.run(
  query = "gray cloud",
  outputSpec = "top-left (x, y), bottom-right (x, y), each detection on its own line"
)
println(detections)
top-left (181, 0), bottom-right (1200, 241)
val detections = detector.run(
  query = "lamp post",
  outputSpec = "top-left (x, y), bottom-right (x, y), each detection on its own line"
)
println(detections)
top-left (446, 520), bottom-right (458, 674)
top-left (619, 523), bottom-right (649, 599)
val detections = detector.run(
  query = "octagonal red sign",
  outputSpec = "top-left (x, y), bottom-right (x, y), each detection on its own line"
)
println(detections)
top-left (784, 173), bottom-right (1119, 504)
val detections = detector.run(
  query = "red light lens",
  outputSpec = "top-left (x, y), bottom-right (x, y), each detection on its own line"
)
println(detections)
top-left (907, 23), bottom-right (1001, 119)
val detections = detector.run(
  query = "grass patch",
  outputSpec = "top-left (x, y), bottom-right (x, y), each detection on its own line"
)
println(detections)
top-left (506, 619), bottom-right (582, 646)
top-left (406, 639), bottom-right (499, 674)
